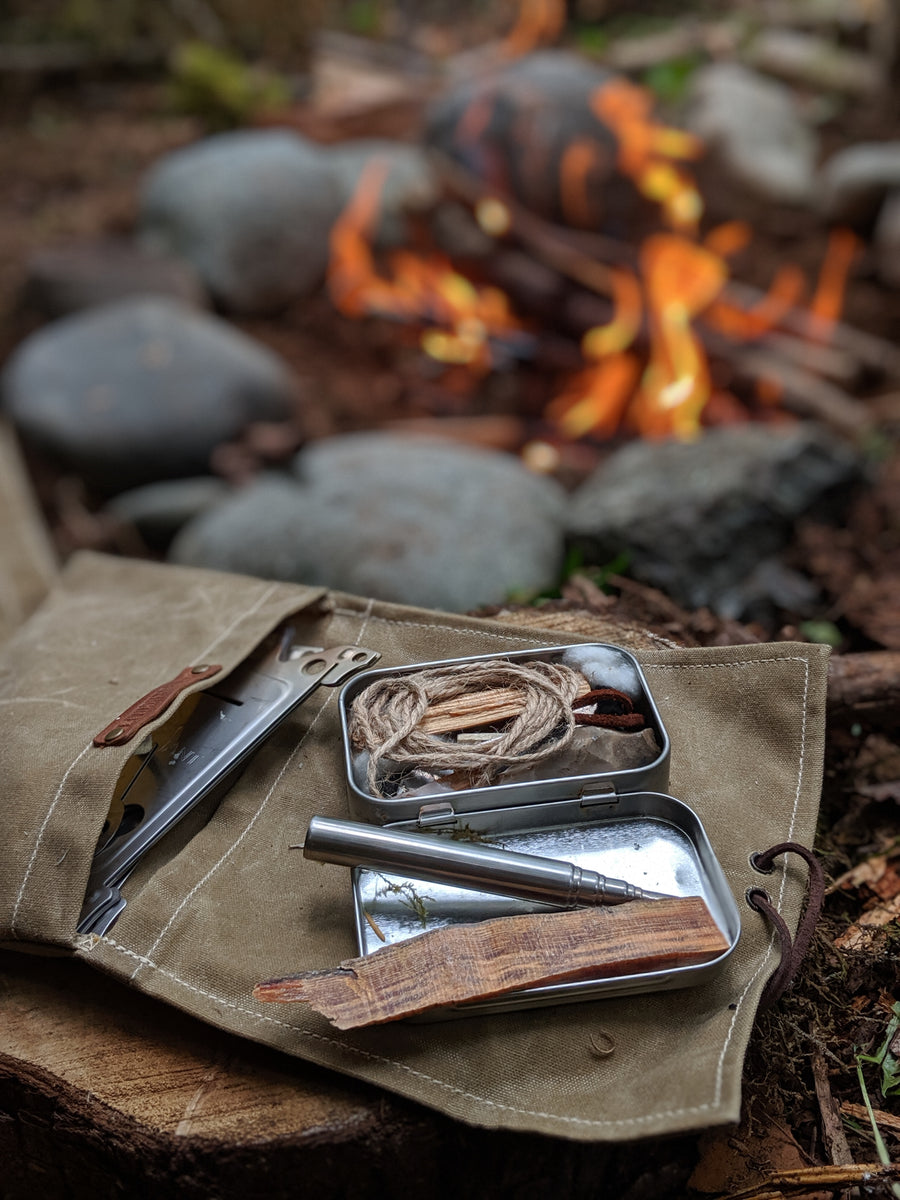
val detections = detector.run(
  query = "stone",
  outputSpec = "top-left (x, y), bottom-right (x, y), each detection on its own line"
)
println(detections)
top-left (170, 433), bottom-right (568, 611)
top-left (819, 142), bottom-right (900, 226)
top-left (565, 424), bottom-right (862, 617)
top-left (874, 190), bottom-right (900, 288)
top-left (744, 28), bottom-right (879, 97)
top-left (104, 476), bottom-right (231, 549)
top-left (325, 139), bottom-right (439, 248)
top-left (138, 130), bottom-right (338, 313)
top-left (2, 298), bottom-right (299, 494)
top-left (19, 240), bottom-right (207, 320)
top-left (425, 50), bottom-right (649, 235)
top-left (684, 63), bottom-right (818, 205)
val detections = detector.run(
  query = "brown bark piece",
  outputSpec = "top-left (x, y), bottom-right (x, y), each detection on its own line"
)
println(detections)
top-left (254, 897), bottom-right (729, 1029)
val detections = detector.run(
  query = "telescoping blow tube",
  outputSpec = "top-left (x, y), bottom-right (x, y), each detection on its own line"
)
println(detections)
top-left (303, 815), bottom-right (672, 908)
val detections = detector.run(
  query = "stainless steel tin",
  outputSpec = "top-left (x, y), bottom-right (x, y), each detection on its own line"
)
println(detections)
top-left (349, 793), bottom-right (740, 1015)
top-left (339, 643), bottom-right (671, 824)
top-left (335, 643), bottom-right (739, 1016)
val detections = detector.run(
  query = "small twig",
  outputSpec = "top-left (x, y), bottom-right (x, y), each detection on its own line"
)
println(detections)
top-left (840, 1101), bottom-right (900, 1138)
top-left (720, 1162), bottom-right (900, 1199)
top-left (811, 1046), bottom-right (855, 1167)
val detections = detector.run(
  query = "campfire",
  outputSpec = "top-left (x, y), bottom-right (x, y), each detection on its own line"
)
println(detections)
top-left (323, 42), bottom-right (873, 449)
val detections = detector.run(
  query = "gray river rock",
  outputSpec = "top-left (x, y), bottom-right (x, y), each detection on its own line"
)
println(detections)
top-left (138, 129), bottom-right (338, 313)
top-left (684, 63), bottom-right (818, 206)
top-left (170, 433), bottom-right (568, 611)
top-left (566, 424), bottom-right (862, 617)
top-left (1, 298), bottom-right (299, 494)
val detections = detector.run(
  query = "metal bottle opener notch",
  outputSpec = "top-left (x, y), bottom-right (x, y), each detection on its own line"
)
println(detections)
top-left (77, 637), bottom-right (380, 937)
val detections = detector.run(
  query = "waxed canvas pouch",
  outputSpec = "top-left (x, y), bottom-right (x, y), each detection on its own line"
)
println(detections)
top-left (0, 551), bottom-right (829, 1141)
top-left (0, 420), bottom-right (57, 647)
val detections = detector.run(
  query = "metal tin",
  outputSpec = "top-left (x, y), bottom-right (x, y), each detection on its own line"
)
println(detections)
top-left (336, 643), bottom-right (740, 1016)
top-left (339, 643), bottom-right (671, 824)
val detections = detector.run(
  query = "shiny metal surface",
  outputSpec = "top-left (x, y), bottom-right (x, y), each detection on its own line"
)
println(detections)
top-left (305, 815), bottom-right (671, 906)
top-left (78, 639), bottom-right (380, 936)
top-left (348, 792), bottom-right (741, 1016)
top-left (338, 643), bottom-right (671, 824)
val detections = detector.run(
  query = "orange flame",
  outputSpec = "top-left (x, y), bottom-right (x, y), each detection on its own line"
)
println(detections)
top-left (550, 235), bottom-right (728, 440)
top-left (549, 217), bottom-right (860, 441)
top-left (808, 227), bottom-right (861, 340)
top-left (501, 0), bottom-right (566, 58)
top-left (627, 235), bottom-right (726, 438)
top-left (546, 352), bottom-right (641, 438)
top-left (328, 159), bottom-right (525, 372)
top-left (592, 79), bottom-right (704, 233)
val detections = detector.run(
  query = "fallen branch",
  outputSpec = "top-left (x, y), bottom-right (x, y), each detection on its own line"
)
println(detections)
top-left (811, 1045), bottom-right (855, 1166)
top-left (826, 651), bottom-right (900, 722)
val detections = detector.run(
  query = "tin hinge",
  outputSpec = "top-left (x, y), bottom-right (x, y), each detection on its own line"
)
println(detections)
top-left (416, 801), bottom-right (457, 828)
top-left (579, 781), bottom-right (619, 808)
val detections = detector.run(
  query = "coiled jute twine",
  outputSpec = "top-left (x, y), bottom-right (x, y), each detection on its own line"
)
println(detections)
top-left (348, 660), bottom-right (588, 797)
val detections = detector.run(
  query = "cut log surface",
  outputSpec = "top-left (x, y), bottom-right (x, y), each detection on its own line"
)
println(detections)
top-left (254, 896), bottom-right (728, 1029)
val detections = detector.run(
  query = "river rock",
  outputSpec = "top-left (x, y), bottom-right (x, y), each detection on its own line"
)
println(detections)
top-left (685, 63), bottom-right (818, 206)
top-left (138, 130), bottom-right (338, 313)
top-left (170, 434), bottom-right (567, 611)
top-left (2, 298), bottom-right (299, 494)
top-left (425, 50), bottom-right (652, 236)
top-left (326, 139), bottom-right (439, 248)
top-left (105, 476), bottom-right (231, 548)
top-left (818, 142), bottom-right (900, 226)
top-left (565, 424), bottom-right (862, 617)
top-left (744, 28), bottom-right (878, 97)
top-left (20, 240), bottom-right (207, 319)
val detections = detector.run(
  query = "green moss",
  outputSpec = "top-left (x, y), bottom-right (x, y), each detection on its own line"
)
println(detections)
top-left (167, 41), bottom-right (290, 130)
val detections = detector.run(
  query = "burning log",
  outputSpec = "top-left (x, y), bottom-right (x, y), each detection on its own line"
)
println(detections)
top-left (433, 152), bottom-right (887, 439)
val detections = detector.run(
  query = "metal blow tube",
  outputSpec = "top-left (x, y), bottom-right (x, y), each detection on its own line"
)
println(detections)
top-left (303, 816), bottom-right (671, 908)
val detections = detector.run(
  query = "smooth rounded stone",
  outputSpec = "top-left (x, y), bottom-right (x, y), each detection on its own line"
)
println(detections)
top-left (425, 51), bottom-right (648, 235)
top-left (105, 476), bottom-right (230, 548)
top-left (743, 28), bottom-right (878, 97)
top-left (684, 63), bottom-right (818, 205)
top-left (170, 434), bottom-right (568, 611)
top-left (874, 190), bottom-right (900, 288)
top-left (325, 139), bottom-right (439, 248)
top-left (565, 424), bottom-right (862, 616)
top-left (19, 240), bottom-right (207, 319)
top-left (2, 298), bottom-right (298, 494)
top-left (138, 130), bottom-right (338, 313)
top-left (818, 142), bottom-right (900, 226)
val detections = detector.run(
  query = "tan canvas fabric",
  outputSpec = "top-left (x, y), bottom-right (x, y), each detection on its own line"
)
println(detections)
top-left (0, 552), bottom-right (829, 1141)
top-left (0, 421), bottom-right (57, 647)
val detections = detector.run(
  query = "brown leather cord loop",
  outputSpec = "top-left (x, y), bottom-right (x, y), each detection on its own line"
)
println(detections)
top-left (745, 842), bottom-right (826, 1010)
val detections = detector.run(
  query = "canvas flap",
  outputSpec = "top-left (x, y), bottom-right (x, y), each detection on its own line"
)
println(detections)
top-left (0, 552), bottom-right (829, 1141)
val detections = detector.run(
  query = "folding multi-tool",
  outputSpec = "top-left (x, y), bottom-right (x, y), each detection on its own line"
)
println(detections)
top-left (77, 633), bottom-right (379, 936)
